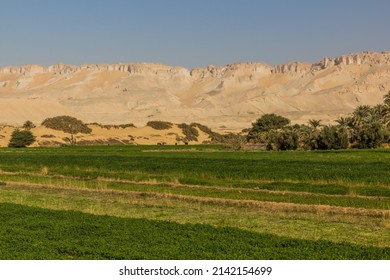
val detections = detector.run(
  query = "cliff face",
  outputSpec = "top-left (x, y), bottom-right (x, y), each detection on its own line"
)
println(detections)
top-left (0, 51), bottom-right (389, 129)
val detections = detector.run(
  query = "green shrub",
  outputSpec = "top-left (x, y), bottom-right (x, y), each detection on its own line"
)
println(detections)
top-left (8, 129), bottom-right (36, 148)
top-left (190, 123), bottom-right (213, 135)
top-left (89, 123), bottom-right (136, 129)
top-left (22, 120), bottom-right (35, 131)
top-left (355, 122), bottom-right (388, 149)
top-left (42, 116), bottom-right (92, 134)
top-left (146, 121), bottom-right (173, 130)
top-left (275, 128), bottom-right (299, 150)
top-left (178, 123), bottom-right (199, 141)
top-left (316, 125), bottom-right (349, 150)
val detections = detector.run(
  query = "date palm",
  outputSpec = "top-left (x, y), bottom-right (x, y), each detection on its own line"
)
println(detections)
top-left (335, 117), bottom-right (352, 128)
top-left (352, 105), bottom-right (371, 127)
top-left (384, 90), bottom-right (390, 106)
top-left (308, 119), bottom-right (321, 130)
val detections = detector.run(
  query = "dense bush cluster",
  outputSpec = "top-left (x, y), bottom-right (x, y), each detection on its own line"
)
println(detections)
top-left (42, 116), bottom-right (92, 145)
top-left (88, 123), bottom-right (136, 129)
top-left (178, 123), bottom-right (199, 142)
top-left (246, 92), bottom-right (390, 150)
top-left (146, 121), bottom-right (173, 130)
top-left (42, 116), bottom-right (92, 134)
top-left (190, 123), bottom-right (213, 135)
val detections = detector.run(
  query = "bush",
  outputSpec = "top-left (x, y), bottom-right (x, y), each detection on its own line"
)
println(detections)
top-left (88, 123), bottom-right (136, 129)
top-left (356, 122), bottom-right (388, 149)
top-left (190, 123), bottom-right (213, 135)
top-left (178, 123), bottom-right (199, 142)
top-left (22, 120), bottom-right (35, 131)
top-left (146, 121), bottom-right (173, 130)
top-left (275, 128), bottom-right (299, 150)
top-left (8, 129), bottom-right (36, 148)
top-left (42, 116), bottom-right (92, 134)
top-left (317, 126), bottom-right (349, 150)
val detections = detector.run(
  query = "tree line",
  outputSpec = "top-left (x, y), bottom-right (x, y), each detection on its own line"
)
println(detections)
top-left (245, 92), bottom-right (390, 150)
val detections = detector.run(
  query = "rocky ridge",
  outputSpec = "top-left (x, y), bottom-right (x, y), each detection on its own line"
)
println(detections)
top-left (0, 51), bottom-right (389, 130)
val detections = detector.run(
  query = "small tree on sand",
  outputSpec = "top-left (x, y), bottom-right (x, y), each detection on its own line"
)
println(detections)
top-left (8, 129), bottom-right (36, 148)
top-left (41, 116), bottom-right (91, 145)
top-left (22, 120), bottom-right (36, 131)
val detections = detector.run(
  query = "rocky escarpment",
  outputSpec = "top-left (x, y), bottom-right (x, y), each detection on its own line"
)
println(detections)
top-left (272, 51), bottom-right (390, 74)
top-left (0, 51), bottom-right (389, 129)
top-left (1, 51), bottom-right (388, 76)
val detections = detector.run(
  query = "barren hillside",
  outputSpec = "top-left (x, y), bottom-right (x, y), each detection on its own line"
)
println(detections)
top-left (0, 51), bottom-right (389, 130)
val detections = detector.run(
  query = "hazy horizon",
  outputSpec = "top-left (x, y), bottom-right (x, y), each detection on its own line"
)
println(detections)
top-left (1, 0), bottom-right (389, 69)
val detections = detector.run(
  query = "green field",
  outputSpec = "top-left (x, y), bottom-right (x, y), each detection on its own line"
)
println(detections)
top-left (0, 145), bottom-right (389, 259)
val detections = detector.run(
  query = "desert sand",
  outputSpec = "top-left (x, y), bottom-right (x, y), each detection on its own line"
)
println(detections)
top-left (0, 51), bottom-right (389, 132)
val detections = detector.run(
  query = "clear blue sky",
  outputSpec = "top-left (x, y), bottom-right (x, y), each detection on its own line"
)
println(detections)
top-left (0, 0), bottom-right (389, 69)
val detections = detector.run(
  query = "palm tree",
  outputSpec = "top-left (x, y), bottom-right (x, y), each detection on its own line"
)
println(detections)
top-left (335, 117), bottom-right (351, 127)
top-left (371, 104), bottom-right (389, 124)
top-left (352, 105), bottom-right (372, 127)
top-left (308, 119), bottom-right (322, 130)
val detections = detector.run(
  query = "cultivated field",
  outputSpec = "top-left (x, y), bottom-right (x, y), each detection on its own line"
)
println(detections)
top-left (0, 145), bottom-right (389, 259)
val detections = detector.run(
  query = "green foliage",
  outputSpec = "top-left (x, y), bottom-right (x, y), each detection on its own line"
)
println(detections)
top-left (274, 127), bottom-right (299, 150)
top-left (146, 121), bottom-right (173, 130)
top-left (356, 122), bottom-right (388, 149)
top-left (89, 123), bottom-right (136, 129)
top-left (317, 125), bottom-right (349, 150)
top-left (247, 114), bottom-right (290, 142)
top-left (8, 129), bottom-right (36, 148)
top-left (42, 116), bottom-right (92, 135)
top-left (22, 120), bottom-right (35, 131)
top-left (178, 123), bottom-right (199, 142)
top-left (190, 123), bottom-right (213, 135)
top-left (220, 133), bottom-right (246, 150)
top-left (383, 90), bottom-right (390, 106)
top-left (1, 203), bottom-right (388, 259)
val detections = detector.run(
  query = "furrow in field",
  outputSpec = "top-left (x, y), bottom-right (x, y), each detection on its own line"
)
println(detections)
top-left (3, 182), bottom-right (389, 218)
top-left (1, 171), bottom-right (389, 200)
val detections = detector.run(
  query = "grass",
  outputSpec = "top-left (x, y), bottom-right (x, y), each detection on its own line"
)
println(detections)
top-left (1, 203), bottom-right (389, 260)
top-left (0, 145), bottom-right (389, 259)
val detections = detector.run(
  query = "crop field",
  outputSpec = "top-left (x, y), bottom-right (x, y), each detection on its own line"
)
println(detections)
top-left (0, 145), bottom-right (389, 259)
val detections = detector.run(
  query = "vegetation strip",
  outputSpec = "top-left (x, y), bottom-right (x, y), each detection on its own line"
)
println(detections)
top-left (3, 183), bottom-right (389, 218)
top-left (1, 171), bottom-right (388, 200)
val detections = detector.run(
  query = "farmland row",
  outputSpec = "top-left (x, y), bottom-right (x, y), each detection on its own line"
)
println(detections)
top-left (0, 172), bottom-right (389, 210)
top-left (1, 203), bottom-right (390, 259)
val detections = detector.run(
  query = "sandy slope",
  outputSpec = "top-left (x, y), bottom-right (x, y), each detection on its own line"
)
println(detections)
top-left (0, 124), bottom-right (212, 147)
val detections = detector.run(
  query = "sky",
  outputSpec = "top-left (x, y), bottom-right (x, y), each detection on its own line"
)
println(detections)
top-left (0, 0), bottom-right (389, 69)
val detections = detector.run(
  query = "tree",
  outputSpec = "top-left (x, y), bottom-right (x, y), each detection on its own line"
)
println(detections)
top-left (275, 127), bottom-right (299, 150)
top-left (41, 115), bottom-right (92, 145)
top-left (317, 125), bottom-right (349, 150)
top-left (308, 119), bottom-right (322, 130)
top-left (384, 90), bottom-right (390, 106)
top-left (22, 120), bottom-right (35, 131)
top-left (247, 114), bottom-right (290, 142)
top-left (355, 122), bottom-right (388, 149)
top-left (8, 129), bottom-right (36, 148)
top-left (352, 105), bottom-right (372, 127)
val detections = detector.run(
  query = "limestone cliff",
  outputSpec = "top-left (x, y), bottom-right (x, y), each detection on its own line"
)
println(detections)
top-left (0, 51), bottom-right (389, 130)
